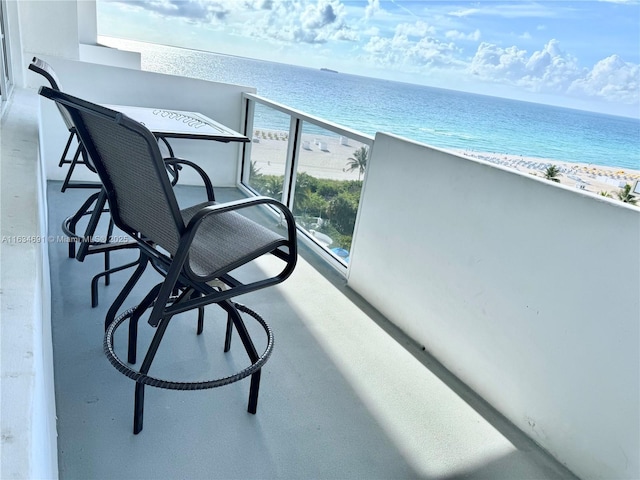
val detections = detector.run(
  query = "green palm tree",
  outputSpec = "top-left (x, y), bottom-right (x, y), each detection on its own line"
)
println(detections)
top-left (249, 161), bottom-right (261, 178)
top-left (598, 191), bottom-right (612, 198)
top-left (261, 176), bottom-right (283, 199)
top-left (345, 146), bottom-right (368, 181)
top-left (543, 165), bottom-right (562, 183)
top-left (616, 184), bottom-right (638, 205)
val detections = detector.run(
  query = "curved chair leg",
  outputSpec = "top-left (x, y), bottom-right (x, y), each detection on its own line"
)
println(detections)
top-left (133, 382), bottom-right (145, 435)
top-left (105, 253), bottom-right (149, 331)
top-left (128, 284), bottom-right (163, 364)
top-left (220, 301), bottom-right (261, 414)
top-left (133, 309), bottom-right (174, 434)
top-left (197, 307), bottom-right (205, 335)
top-left (103, 218), bottom-right (116, 286)
top-left (64, 191), bottom-right (101, 258)
top-left (60, 143), bottom-right (84, 192)
top-left (59, 131), bottom-right (76, 167)
top-left (188, 291), bottom-right (206, 335)
top-left (224, 313), bottom-right (233, 352)
top-left (91, 258), bottom-right (140, 308)
top-left (75, 190), bottom-right (108, 262)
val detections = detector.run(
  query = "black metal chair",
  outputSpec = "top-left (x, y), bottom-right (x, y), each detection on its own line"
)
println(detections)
top-left (39, 86), bottom-right (298, 434)
top-left (30, 57), bottom-right (208, 307)
top-left (29, 56), bottom-right (177, 191)
top-left (29, 57), bottom-right (97, 192)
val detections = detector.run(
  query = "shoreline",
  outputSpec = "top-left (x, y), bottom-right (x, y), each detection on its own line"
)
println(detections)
top-left (452, 149), bottom-right (640, 196)
top-left (248, 128), bottom-right (640, 198)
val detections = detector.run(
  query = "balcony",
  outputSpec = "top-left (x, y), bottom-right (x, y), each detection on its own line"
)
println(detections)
top-left (2, 54), bottom-right (639, 480)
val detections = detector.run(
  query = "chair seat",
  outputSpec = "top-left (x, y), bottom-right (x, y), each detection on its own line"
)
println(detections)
top-left (181, 202), bottom-right (287, 279)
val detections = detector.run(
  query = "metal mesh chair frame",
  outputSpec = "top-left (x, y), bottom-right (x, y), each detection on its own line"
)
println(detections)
top-left (39, 86), bottom-right (298, 434)
top-left (30, 58), bottom-right (210, 308)
top-left (28, 57), bottom-right (98, 191)
top-left (29, 57), bottom-right (178, 192)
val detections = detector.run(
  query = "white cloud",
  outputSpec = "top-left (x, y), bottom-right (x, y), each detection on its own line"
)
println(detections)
top-left (448, 3), bottom-right (559, 19)
top-left (363, 26), bottom-right (462, 70)
top-left (569, 55), bottom-right (640, 104)
top-left (108, 0), bottom-right (230, 22)
top-left (445, 29), bottom-right (481, 41)
top-left (365, 0), bottom-right (381, 19)
top-left (449, 8), bottom-right (481, 18)
top-left (469, 39), bottom-right (639, 106)
top-left (470, 40), bottom-right (583, 90)
top-left (470, 42), bottom-right (529, 81)
top-left (242, 0), bottom-right (353, 44)
top-left (395, 20), bottom-right (435, 38)
top-left (110, 0), bottom-right (355, 44)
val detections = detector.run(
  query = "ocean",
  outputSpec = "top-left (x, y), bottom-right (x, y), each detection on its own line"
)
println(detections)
top-left (100, 37), bottom-right (640, 171)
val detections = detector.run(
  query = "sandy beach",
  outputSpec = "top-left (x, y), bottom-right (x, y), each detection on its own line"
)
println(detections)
top-left (455, 150), bottom-right (640, 198)
top-left (247, 129), bottom-right (640, 199)
top-left (248, 129), bottom-right (370, 181)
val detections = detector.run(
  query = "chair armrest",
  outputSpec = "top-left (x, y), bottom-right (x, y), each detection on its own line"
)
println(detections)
top-left (185, 196), bottom-right (296, 240)
top-left (179, 196), bottom-right (297, 280)
top-left (143, 196), bottom-right (298, 326)
top-left (163, 157), bottom-right (215, 201)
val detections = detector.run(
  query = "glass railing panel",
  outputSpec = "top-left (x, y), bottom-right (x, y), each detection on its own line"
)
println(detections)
top-left (292, 122), bottom-right (370, 263)
top-left (245, 102), bottom-right (291, 200)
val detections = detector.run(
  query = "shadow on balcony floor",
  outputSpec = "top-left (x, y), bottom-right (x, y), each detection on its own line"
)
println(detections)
top-left (47, 181), bottom-right (577, 480)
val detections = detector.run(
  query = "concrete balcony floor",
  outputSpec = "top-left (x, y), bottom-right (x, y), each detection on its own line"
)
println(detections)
top-left (47, 181), bottom-right (577, 480)
top-left (6, 88), bottom-right (577, 479)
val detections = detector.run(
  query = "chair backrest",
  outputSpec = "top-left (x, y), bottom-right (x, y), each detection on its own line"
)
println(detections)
top-left (39, 86), bottom-right (186, 255)
top-left (29, 57), bottom-right (75, 131)
top-left (28, 57), bottom-right (62, 90)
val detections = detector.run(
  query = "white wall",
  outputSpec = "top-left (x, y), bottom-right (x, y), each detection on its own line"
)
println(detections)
top-left (79, 43), bottom-right (141, 69)
top-left (4, 0), bottom-right (25, 87)
top-left (18, 1), bottom-right (79, 60)
top-left (30, 131), bottom-right (57, 480)
top-left (76, 0), bottom-right (97, 45)
top-left (32, 57), bottom-right (255, 187)
top-left (1, 89), bottom-right (58, 480)
top-left (348, 133), bottom-right (640, 480)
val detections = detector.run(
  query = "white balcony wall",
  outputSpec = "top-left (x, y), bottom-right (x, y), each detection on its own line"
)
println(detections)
top-left (348, 132), bottom-right (640, 480)
top-left (76, 0), bottom-right (97, 45)
top-left (32, 57), bottom-right (255, 187)
top-left (79, 44), bottom-right (141, 69)
top-left (18, 1), bottom-right (80, 61)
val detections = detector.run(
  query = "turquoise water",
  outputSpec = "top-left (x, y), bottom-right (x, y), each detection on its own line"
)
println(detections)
top-left (103, 37), bottom-right (640, 171)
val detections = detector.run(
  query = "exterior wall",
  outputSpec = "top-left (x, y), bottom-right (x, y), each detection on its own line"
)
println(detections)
top-left (76, 0), bottom-right (97, 45)
top-left (4, 0), bottom-right (24, 88)
top-left (33, 56), bottom-right (255, 187)
top-left (0, 89), bottom-right (58, 480)
top-left (18, 1), bottom-right (80, 60)
top-left (79, 43), bottom-right (141, 69)
top-left (347, 132), bottom-right (640, 480)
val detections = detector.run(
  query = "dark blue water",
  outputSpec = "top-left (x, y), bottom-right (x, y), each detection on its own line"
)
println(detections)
top-left (101, 37), bottom-right (640, 170)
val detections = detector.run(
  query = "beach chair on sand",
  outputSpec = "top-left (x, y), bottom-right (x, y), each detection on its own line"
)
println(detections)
top-left (39, 86), bottom-right (298, 434)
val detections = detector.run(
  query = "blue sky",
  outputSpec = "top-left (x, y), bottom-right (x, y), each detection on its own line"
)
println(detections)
top-left (97, 0), bottom-right (640, 117)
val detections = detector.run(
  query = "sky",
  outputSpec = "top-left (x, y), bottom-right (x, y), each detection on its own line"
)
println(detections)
top-left (97, 0), bottom-right (640, 118)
